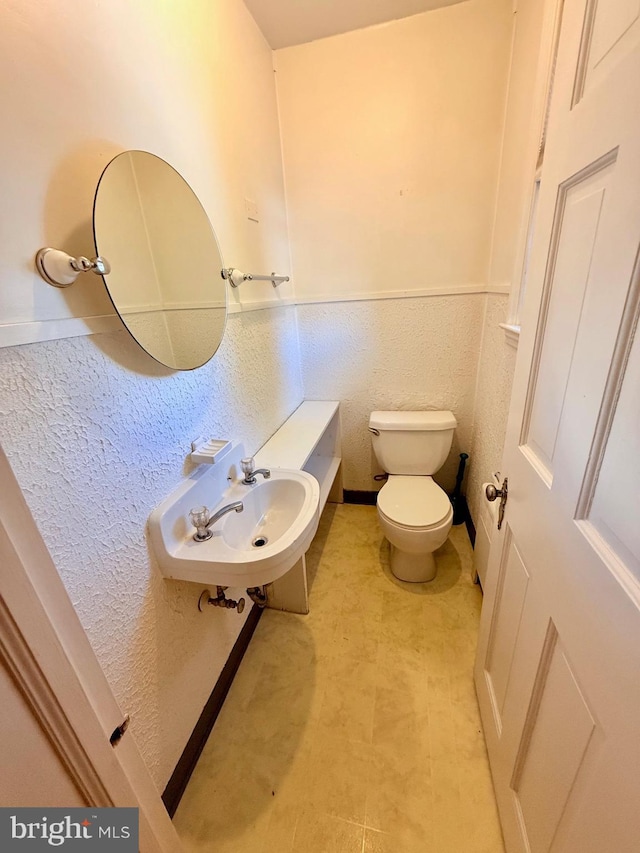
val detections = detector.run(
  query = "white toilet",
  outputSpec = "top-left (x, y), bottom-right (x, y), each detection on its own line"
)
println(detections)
top-left (369, 410), bottom-right (457, 582)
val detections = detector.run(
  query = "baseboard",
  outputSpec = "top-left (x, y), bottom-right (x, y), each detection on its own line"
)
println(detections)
top-left (465, 504), bottom-right (476, 548)
top-left (162, 603), bottom-right (263, 817)
top-left (343, 489), bottom-right (378, 505)
top-left (453, 494), bottom-right (476, 547)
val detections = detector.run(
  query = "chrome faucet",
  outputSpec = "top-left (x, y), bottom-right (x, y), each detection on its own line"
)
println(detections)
top-left (240, 457), bottom-right (271, 485)
top-left (189, 501), bottom-right (244, 541)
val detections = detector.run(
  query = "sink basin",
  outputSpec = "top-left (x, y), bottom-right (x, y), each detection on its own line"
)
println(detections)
top-left (149, 443), bottom-right (320, 588)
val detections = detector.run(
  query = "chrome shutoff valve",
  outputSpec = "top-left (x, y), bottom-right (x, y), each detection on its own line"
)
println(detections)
top-left (199, 587), bottom-right (245, 614)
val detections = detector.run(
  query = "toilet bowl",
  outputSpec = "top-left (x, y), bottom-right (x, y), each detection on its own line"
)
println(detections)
top-left (377, 475), bottom-right (453, 581)
top-left (369, 410), bottom-right (457, 583)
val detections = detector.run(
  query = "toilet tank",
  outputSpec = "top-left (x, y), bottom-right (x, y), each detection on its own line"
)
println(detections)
top-left (369, 411), bottom-right (457, 475)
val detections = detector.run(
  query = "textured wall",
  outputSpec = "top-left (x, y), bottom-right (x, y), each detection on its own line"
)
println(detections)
top-left (0, 308), bottom-right (302, 788)
top-left (297, 295), bottom-right (485, 493)
top-left (467, 295), bottom-right (517, 525)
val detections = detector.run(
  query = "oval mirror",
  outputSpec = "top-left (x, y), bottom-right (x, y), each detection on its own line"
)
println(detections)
top-left (93, 151), bottom-right (227, 370)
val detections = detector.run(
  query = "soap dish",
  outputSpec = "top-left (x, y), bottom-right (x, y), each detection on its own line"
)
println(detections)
top-left (190, 438), bottom-right (232, 466)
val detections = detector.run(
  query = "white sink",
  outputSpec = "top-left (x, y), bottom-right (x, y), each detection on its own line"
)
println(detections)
top-left (149, 443), bottom-right (320, 588)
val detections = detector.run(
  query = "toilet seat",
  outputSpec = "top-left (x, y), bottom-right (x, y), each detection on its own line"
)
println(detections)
top-left (377, 476), bottom-right (452, 530)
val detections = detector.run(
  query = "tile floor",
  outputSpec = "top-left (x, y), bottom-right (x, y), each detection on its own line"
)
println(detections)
top-left (174, 504), bottom-right (505, 852)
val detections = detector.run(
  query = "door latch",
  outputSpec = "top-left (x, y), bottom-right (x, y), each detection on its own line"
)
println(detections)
top-left (485, 477), bottom-right (508, 531)
top-left (110, 714), bottom-right (130, 747)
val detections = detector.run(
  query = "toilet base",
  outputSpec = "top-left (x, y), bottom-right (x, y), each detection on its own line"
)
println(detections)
top-left (390, 545), bottom-right (437, 583)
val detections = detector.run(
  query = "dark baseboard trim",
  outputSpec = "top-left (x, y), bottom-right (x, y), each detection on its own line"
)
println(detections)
top-left (464, 503), bottom-right (476, 548)
top-left (162, 603), bottom-right (263, 818)
top-left (453, 495), bottom-right (476, 547)
top-left (343, 489), bottom-right (378, 505)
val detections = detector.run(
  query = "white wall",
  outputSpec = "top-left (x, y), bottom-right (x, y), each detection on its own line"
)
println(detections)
top-left (0, 0), bottom-right (293, 347)
top-left (488, 0), bottom-right (551, 290)
top-left (275, 0), bottom-right (513, 303)
top-left (0, 0), bottom-right (302, 790)
top-left (468, 0), bottom-right (556, 529)
top-left (276, 0), bottom-right (513, 490)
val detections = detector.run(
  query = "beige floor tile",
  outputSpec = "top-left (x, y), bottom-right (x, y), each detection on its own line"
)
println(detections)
top-left (266, 735), bottom-right (317, 811)
top-left (258, 801), bottom-right (299, 853)
top-left (175, 504), bottom-right (504, 853)
top-left (429, 753), bottom-right (466, 852)
top-left (366, 737), bottom-right (433, 836)
top-left (173, 837), bottom-right (207, 853)
top-left (222, 648), bottom-right (265, 712)
top-left (377, 627), bottom-right (428, 675)
top-left (426, 674), bottom-right (456, 760)
top-left (373, 684), bottom-right (430, 751)
top-left (307, 586), bottom-right (345, 626)
top-left (317, 656), bottom-right (377, 743)
top-left (457, 786), bottom-right (506, 853)
top-left (339, 583), bottom-right (384, 623)
top-left (422, 634), bottom-right (454, 681)
top-left (303, 732), bottom-right (371, 823)
top-left (457, 754), bottom-right (505, 852)
top-left (292, 811), bottom-right (365, 853)
top-left (380, 600), bottom-right (427, 643)
top-left (329, 613), bottom-right (380, 665)
top-left (175, 769), bottom-right (271, 853)
top-left (250, 611), bottom-right (317, 666)
top-left (375, 641), bottom-right (427, 695)
top-left (329, 631), bottom-right (379, 665)
top-left (242, 658), bottom-right (325, 736)
top-left (364, 827), bottom-right (434, 853)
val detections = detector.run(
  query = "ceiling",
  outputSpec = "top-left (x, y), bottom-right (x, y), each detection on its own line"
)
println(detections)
top-left (243, 0), bottom-right (467, 49)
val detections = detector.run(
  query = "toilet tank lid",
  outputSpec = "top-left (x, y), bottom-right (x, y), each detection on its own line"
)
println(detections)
top-left (369, 410), bottom-right (457, 431)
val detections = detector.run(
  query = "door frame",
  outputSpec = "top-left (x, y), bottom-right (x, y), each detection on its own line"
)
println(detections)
top-left (0, 444), bottom-right (183, 852)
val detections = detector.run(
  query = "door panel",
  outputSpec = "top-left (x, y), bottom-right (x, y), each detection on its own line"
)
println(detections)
top-left (511, 626), bottom-right (596, 853)
top-left (586, 312), bottom-right (640, 580)
top-left (521, 154), bottom-right (616, 484)
top-left (485, 531), bottom-right (531, 730)
top-left (574, 0), bottom-right (640, 104)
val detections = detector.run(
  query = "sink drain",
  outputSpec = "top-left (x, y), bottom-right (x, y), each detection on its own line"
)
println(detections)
top-left (252, 535), bottom-right (269, 548)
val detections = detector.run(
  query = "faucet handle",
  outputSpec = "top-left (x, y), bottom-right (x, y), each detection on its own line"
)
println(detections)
top-left (189, 506), bottom-right (211, 541)
top-left (240, 457), bottom-right (255, 476)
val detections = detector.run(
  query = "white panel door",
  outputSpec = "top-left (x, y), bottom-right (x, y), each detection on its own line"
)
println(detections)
top-left (475, 0), bottom-right (640, 851)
